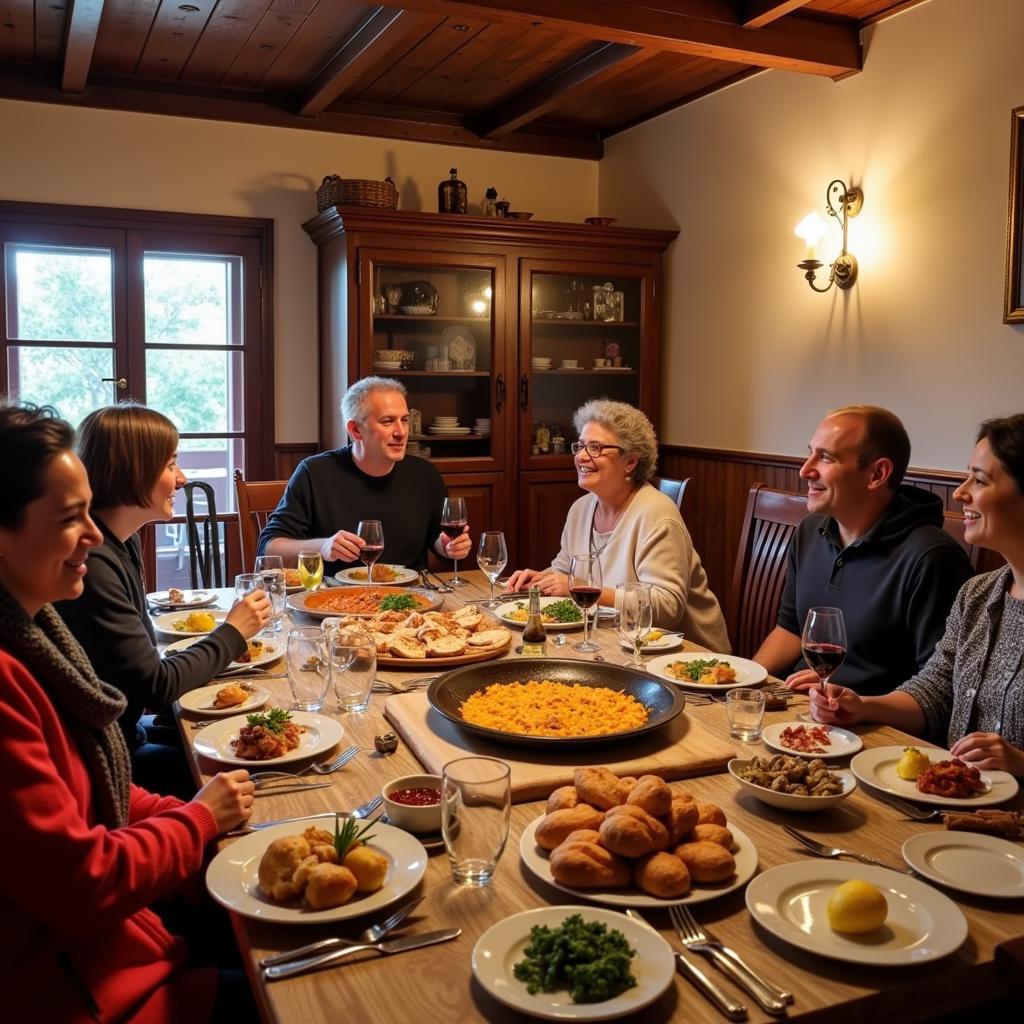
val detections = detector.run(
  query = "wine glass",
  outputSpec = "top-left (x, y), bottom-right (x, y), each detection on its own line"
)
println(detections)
top-left (330, 630), bottom-right (376, 713)
top-left (441, 496), bottom-right (468, 587)
top-left (568, 553), bottom-right (603, 653)
top-left (476, 531), bottom-right (508, 608)
top-left (297, 549), bottom-right (324, 592)
top-left (616, 582), bottom-right (652, 667)
top-left (355, 520), bottom-right (384, 584)
top-left (254, 555), bottom-right (285, 633)
top-left (800, 606), bottom-right (848, 721)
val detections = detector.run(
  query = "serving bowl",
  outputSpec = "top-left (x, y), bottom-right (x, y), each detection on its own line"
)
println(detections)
top-left (382, 774), bottom-right (443, 834)
top-left (728, 757), bottom-right (856, 812)
top-left (506, 211), bottom-right (533, 220)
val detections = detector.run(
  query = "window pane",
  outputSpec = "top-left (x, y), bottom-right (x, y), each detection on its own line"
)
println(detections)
top-left (144, 255), bottom-right (238, 345)
top-left (7, 346), bottom-right (115, 425)
top-left (9, 246), bottom-right (113, 342)
top-left (146, 348), bottom-right (244, 433)
top-left (177, 438), bottom-right (245, 515)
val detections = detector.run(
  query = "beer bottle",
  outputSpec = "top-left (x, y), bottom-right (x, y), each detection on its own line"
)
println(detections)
top-left (522, 586), bottom-right (547, 656)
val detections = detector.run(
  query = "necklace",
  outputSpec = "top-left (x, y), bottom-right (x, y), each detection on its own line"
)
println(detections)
top-left (589, 492), bottom-right (634, 558)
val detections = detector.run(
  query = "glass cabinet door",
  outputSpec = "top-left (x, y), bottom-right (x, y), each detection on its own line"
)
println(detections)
top-left (361, 251), bottom-right (505, 472)
top-left (521, 263), bottom-right (649, 470)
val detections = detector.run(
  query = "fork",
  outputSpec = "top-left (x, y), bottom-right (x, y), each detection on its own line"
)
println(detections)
top-left (669, 904), bottom-right (790, 1014)
top-left (223, 795), bottom-right (384, 837)
top-left (783, 825), bottom-right (908, 872)
top-left (249, 745), bottom-right (359, 783)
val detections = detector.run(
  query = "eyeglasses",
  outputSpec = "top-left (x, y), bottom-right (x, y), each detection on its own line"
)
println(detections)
top-left (570, 441), bottom-right (625, 458)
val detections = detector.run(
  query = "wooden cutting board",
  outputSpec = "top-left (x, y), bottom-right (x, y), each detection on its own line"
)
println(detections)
top-left (383, 692), bottom-right (737, 803)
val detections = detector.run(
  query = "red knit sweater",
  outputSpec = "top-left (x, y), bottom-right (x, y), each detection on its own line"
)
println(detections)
top-left (0, 650), bottom-right (221, 1023)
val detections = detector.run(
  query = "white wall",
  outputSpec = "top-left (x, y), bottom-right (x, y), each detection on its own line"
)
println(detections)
top-left (600, 0), bottom-right (1024, 472)
top-left (0, 100), bottom-right (597, 442)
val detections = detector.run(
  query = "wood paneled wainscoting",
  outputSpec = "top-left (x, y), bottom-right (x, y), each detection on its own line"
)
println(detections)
top-left (658, 444), bottom-right (1002, 645)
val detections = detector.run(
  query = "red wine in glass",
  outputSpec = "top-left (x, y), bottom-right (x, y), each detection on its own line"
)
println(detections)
top-left (569, 585), bottom-right (602, 610)
top-left (441, 496), bottom-right (468, 587)
top-left (800, 606), bottom-right (848, 721)
top-left (441, 520), bottom-right (467, 541)
top-left (355, 520), bottom-right (384, 585)
top-left (568, 553), bottom-right (603, 653)
top-left (802, 642), bottom-right (847, 678)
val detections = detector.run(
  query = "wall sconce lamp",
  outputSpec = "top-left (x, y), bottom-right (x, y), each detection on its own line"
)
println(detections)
top-left (794, 179), bottom-right (863, 292)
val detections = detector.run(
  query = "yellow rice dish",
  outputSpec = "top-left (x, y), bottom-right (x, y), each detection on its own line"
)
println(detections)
top-left (460, 680), bottom-right (649, 738)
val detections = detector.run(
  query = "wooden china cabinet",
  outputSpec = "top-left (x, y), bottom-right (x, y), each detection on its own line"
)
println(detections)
top-left (302, 207), bottom-right (677, 569)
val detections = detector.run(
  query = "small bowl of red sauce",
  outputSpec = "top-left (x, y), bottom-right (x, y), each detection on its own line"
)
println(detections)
top-left (382, 774), bottom-right (443, 834)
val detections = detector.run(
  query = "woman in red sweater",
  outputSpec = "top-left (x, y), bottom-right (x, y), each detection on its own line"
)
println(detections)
top-left (0, 403), bottom-right (256, 1023)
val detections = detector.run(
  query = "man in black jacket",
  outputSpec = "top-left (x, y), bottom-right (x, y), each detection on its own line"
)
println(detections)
top-left (753, 405), bottom-right (972, 696)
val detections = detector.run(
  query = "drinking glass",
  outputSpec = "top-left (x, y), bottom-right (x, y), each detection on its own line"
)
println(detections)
top-left (441, 757), bottom-right (511, 887)
top-left (800, 606), bottom-right (848, 722)
top-left (440, 496), bottom-right (468, 587)
top-left (329, 630), bottom-right (376, 713)
top-left (725, 688), bottom-right (767, 741)
top-left (234, 572), bottom-right (263, 600)
top-left (297, 549), bottom-right (324, 592)
top-left (616, 582), bottom-right (652, 667)
top-left (285, 626), bottom-right (330, 712)
top-left (476, 531), bottom-right (508, 607)
top-left (355, 520), bottom-right (384, 584)
top-left (568, 553), bottom-right (603, 653)
top-left (254, 555), bottom-right (286, 633)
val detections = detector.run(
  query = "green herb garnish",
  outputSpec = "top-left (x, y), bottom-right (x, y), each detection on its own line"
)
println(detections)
top-left (379, 593), bottom-right (419, 612)
top-left (670, 657), bottom-right (726, 681)
top-left (245, 708), bottom-right (293, 733)
top-left (333, 814), bottom-right (377, 862)
top-left (544, 598), bottom-right (584, 623)
top-left (513, 914), bottom-right (637, 1004)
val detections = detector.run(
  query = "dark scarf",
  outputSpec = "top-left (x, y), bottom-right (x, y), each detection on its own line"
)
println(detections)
top-left (0, 582), bottom-right (131, 828)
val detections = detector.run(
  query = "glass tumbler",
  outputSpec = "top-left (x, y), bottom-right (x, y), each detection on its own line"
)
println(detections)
top-left (725, 688), bottom-right (767, 742)
top-left (441, 757), bottom-right (511, 887)
top-left (255, 558), bottom-right (286, 633)
top-left (330, 630), bottom-right (376, 713)
top-left (286, 626), bottom-right (330, 712)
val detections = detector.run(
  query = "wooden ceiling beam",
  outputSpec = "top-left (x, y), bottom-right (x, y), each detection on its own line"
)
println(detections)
top-left (473, 41), bottom-right (642, 138)
top-left (741, 1), bottom-right (812, 31)
top-left (298, 5), bottom-right (406, 118)
top-left (394, 1), bottom-right (861, 76)
top-left (61, 0), bottom-right (106, 94)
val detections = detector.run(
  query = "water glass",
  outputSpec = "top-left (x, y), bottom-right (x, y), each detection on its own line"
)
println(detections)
top-left (330, 630), bottom-right (376, 713)
top-left (477, 531), bottom-right (508, 607)
top-left (725, 688), bottom-right (766, 742)
top-left (616, 582), bottom-right (652, 666)
top-left (286, 627), bottom-right (330, 712)
top-left (234, 572), bottom-right (263, 600)
top-left (254, 557), bottom-right (286, 633)
top-left (441, 757), bottom-right (511, 887)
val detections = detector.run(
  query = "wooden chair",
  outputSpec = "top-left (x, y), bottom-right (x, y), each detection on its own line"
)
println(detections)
top-left (727, 483), bottom-right (809, 659)
top-left (234, 469), bottom-right (288, 572)
top-left (656, 475), bottom-right (690, 512)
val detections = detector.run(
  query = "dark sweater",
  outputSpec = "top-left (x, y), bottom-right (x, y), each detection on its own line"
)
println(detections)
top-left (257, 446), bottom-right (448, 576)
top-left (777, 485), bottom-right (973, 696)
top-left (55, 516), bottom-right (244, 749)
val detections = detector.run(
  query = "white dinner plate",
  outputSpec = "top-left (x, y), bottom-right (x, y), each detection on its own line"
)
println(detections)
top-left (745, 861), bottom-right (967, 966)
top-left (192, 711), bottom-right (344, 767)
top-left (850, 745), bottom-right (1019, 808)
top-left (620, 631), bottom-right (684, 654)
top-left (494, 596), bottom-right (585, 631)
top-left (519, 816), bottom-right (758, 907)
top-left (146, 589), bottom-right (217, 609)
top-left (177, 683), bottom-right (271, 717)
top-left (472, 905), bottom-right (675, 1021)
top-left (152, 609), bottom-right (228, 638)
top-left (427, 426), bottom-right (471, 434)
top-left (333, 564), bottom-right (419, 586)
top-left (729, 758), bottom-right (857, 812)
top-left (901, 832), bottom-right (1024, 898)
top-left (761, 722), bottom-right (864, 760)
top-left (646, 652), bottom-right (767, 691)
top-left (206, 819), bottom-right (427, 924)
top-left (164, 635), bottom-right (283, 669)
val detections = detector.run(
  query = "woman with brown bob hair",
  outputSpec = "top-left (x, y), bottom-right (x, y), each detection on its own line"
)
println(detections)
top-left (0, 403), bottom-right (256, 1023)
top-left (55, 403), bottom-right (269, 795)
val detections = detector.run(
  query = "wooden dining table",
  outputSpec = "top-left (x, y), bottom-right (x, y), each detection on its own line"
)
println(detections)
top-left (174, 573), bottom-right (1023, 1024)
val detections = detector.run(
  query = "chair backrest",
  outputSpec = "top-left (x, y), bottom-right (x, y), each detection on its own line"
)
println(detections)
top-left (234, 469), bottom-right (288, 572)
top-left (941, 510), bottom-right (981, 571)
top-left (727, 483), bottom-right (809, 659)
top-left (183, 480), bottom-right (224, 589)
top-left (656, 475), bottom-right (690, 512)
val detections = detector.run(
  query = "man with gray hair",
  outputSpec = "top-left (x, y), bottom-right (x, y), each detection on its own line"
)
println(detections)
top-left (259, 377), bottom-right (471, 574)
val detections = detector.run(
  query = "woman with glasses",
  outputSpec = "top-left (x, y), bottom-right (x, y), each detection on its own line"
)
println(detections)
top-left (508, 399), bottom-right (729, 649)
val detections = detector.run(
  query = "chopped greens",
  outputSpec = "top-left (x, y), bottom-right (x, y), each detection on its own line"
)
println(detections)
top-left (512, 914), bottom-right (637, 1004)
top-left (542, 599), bottom-right (584, 623)
top-left (332, 814), bottom-right (377, 862)
top-left (379, 593), bottom-right (419, 612)
top-left (670, 657), bottom-right (726, 681)
top-left (244, 708), bottom-right (293, 733)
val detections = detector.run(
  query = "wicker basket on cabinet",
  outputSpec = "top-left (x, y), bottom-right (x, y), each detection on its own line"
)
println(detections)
top-left (316, 175), bottom-right (398, 211)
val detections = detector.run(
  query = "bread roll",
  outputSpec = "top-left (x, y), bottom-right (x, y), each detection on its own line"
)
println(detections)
top-left (546, 785), bottom-right (579, 813)
top-left (664, 795), bottom-right (700, 844)
top-left (550, 841), bottom-right (630, 889)
top-left (626, 775), bottom-right (673, 817)
top-left (558, 829), bottom-right (602, 848)
top-left (343, 845), bottom-right (389, 891)
top-left (600, 804), bottom-right (669, 858)
top-left (304, 863), bottom-right (358, 909)
top-left (633, 851), bottom-right (691, 898)
top-left (258, 836), bottom-right (312, 902)
top-left (535, 805), bottom-right (605, 850)
top-left (695, 800), bottom-right (727, 827)
top-left (674, 840), bottom-right (736, 883)
top-left (688, 823), bottom-right (734, 850)
top-left (574, 767), bottom-right (629, 810)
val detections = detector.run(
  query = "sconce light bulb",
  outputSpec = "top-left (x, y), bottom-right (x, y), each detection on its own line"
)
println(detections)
top-left (484, 286), bottom-right (493, 300)
top-left (795, 212), bottom-right (828, 262)
top-left (471, 299), bottom-right (487, 315)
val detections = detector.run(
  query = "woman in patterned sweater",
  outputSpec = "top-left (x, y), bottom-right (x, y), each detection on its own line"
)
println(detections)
top-left (804, 413), bottom-right (1024, 775)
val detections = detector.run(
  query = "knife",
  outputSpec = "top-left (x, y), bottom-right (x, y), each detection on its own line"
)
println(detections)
top-left (254, 781), bottom-right (333, 798)
top-left (263, 928), bottom-right (461, 981)
top-left (224, 809), bottom-right (370, 837)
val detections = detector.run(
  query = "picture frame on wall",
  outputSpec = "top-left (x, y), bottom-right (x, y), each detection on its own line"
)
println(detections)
top-left (1005, 106), bottom-right (1024, 323)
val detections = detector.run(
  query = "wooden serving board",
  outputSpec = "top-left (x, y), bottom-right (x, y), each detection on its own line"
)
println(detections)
top-left (377, 637), bottom-right (511, 669)
top-left (383, 692), bottom-right (737, 803)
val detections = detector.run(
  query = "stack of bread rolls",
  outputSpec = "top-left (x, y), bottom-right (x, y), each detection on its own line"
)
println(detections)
top-left (535, 767), bottom-right (737, 898)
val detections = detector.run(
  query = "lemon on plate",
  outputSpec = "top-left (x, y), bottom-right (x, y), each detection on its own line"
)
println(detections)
top-left (826, 879), bottom-right (888, 933)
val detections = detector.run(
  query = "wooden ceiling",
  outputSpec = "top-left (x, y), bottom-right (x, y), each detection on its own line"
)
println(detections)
top-left (0, 0), bottom-right (928, 159)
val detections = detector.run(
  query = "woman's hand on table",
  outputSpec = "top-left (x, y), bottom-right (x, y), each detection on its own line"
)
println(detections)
top-left (226, 590), bottom-right (271, 640)
top-left (508, 569), bottom-right (570, 597)
top-left (949, 732), bottom-right (1024, 774)
top-left (195, 769), bottom-right (255, 833)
